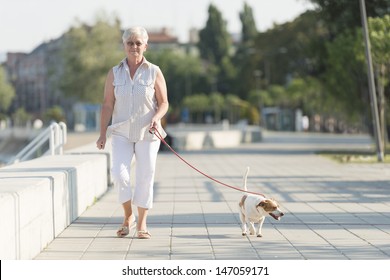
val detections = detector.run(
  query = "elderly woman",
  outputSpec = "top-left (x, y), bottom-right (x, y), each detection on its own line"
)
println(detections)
top-left (96, 27), bottom-right (169, 239)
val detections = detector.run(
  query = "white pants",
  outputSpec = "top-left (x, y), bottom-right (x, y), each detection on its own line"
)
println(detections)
top-left (111, 134), bottom-right (161, 209)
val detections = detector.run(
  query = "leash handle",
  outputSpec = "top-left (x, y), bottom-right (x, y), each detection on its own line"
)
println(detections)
top-left (151, 128), bottom-right (265, 197)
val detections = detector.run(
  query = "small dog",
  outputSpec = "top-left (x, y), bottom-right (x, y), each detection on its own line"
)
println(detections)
top-left (238, 167), bottom-right (284, 237)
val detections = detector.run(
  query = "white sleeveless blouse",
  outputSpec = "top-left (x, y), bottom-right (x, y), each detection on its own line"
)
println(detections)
top-left (108, 57), bottom-right (166, 141)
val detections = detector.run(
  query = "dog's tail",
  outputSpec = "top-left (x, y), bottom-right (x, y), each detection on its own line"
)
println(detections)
top-left (243, 167), bottom-right (250, 191)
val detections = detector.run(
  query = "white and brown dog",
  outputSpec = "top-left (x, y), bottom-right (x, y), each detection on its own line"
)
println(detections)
top-left (238, 167), bottom-right (284, 237)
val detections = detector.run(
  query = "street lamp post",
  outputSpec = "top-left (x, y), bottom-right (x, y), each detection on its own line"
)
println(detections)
top-left (359, 0), bottom-right (384, 162)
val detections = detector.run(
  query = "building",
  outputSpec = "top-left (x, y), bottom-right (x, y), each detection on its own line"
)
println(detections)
top-left (147, 27), bottom-right (179, 51)
top-left (5, 36), bottom-right (71, 121)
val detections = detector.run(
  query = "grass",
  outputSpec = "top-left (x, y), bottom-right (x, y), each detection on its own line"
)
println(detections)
top-left (319, 150), bottom-right (390, 163)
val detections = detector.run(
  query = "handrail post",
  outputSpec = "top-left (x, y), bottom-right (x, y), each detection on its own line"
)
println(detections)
top-left (49, 123), bottom-right (58, 156)
top-left (59, 122), bottom-right (67, 155)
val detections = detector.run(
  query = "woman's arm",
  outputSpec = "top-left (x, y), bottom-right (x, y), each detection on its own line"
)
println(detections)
top-left (150, 67), bottom-right (169, 130)
top-left (96, 69), bottom-right (115, 150)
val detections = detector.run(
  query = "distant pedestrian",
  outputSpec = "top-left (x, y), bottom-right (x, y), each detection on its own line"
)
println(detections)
top-left (96, 26), bottom-right (169, 239)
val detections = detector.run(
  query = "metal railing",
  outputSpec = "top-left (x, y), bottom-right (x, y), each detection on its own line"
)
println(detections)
top-left (8, 122), bottom-right (67, 165)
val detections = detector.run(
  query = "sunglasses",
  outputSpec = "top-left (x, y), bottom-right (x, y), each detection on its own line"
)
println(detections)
top-left (126, 41), bottom-right (143, 47)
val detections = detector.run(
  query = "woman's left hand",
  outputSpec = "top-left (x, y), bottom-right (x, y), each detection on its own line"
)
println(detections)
top-left (149, 118), bottom-right (159, 133)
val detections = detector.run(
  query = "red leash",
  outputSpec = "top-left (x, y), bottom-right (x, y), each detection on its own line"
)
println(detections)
top-left (151, 128), bottom-right (266, 197)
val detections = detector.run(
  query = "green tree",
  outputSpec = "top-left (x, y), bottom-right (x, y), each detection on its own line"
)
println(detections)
top-left (197, 4), bottom-right (235, 93)
top-left (286, 77), bottom-right (326, 115)
top-left (198, 4), bottom-right (230, 64)
top-left (254, 11), bottom-right (328, 86)
top-left (323, 29), bottom-right (367, 122)
top-left (308, 0), bottom-right (390, 36)
top-left (60, 15), bottom-right (123, 103)
top-left (12, 108), bottom-right (32, 127)
top-left (147, 49), bottom-right (210, 106)
top-left (209, 92), bottom-right (225, 123)
top-left (44, 105), bottom-right (66, 123)
top-left (369, 15), bottom-right (390, 143)
top-left (182, 93), bottom-right (210, 123)
top-left (240, 2), bottom-right (258, 44)
top-left (234, 2), bottom-right (259, 99)
top-left (225, 94), bottom-right (247, 123)
top-left (304, 1), bottom-right (390, 134)
top-left (0, 66), bottom-right (15, 114)
top-left (248, 89), bottom-right (271, 110)
top-left (245, 105), bottom-right (260, 125)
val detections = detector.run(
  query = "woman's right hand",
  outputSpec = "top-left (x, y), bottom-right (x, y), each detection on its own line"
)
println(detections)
top-left (96, 135), bottom-right (106, 150)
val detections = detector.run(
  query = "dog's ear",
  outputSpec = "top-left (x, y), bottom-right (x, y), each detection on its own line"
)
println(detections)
top-left (269, 198), bottom-right (279, 206)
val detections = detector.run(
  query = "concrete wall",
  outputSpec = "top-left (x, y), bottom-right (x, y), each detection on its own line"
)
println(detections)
top-left (166, 125), bottom-right (262, 151)
top-left (0, 148), bottom-right (109, 259)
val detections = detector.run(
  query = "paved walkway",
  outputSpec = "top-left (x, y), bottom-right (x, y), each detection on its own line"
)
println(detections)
top-left (35, 132), bottom-right (390, 260)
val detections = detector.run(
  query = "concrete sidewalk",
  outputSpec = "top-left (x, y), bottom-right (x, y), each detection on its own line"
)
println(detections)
top-left (35, 132), bottom-right (390, 260)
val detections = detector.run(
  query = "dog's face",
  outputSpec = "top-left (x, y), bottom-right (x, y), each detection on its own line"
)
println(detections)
top-left (257, 199), bottom-right (284, 220)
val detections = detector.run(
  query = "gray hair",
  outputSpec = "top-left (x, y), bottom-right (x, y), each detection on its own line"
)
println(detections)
top-left (122, 27), bottom-right (149, 44)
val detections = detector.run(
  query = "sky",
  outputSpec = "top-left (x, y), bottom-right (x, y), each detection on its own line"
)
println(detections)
top-left (0, 0), bottom-right (315, 55)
